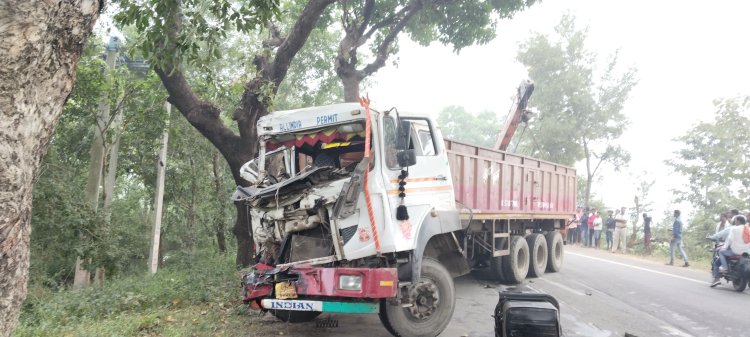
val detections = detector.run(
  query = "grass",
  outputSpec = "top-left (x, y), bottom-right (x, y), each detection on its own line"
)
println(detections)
top-left (14, 253), bottom-right (275, 337)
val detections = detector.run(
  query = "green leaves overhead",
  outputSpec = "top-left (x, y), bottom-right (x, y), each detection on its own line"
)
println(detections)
top-left (668, 96), bottom-right (750, 210)
top-left (114, 0), bottom-right (280, 70)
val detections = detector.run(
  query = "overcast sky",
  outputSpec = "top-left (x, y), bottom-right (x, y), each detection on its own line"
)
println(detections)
top-left (369, 0), bottom-right (750, 221)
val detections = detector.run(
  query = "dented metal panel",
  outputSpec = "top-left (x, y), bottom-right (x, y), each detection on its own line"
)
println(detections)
top-left (444, 138), bottom-right (576, 217)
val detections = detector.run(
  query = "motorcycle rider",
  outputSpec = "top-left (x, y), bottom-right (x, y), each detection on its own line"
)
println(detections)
top-left (711, 215), bottom-right (750, 287)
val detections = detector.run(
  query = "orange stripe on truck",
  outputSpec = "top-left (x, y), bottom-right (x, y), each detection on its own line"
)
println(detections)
top-left (386, 185), bottom-right (452, 195)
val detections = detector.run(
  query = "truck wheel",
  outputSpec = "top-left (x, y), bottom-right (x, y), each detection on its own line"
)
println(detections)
top-left (490, 255), bottom-right (507, 282)
top-left (502, 236), bottom-right (529, 284)
top-left (379, 258), bottom-right (455, 337)
top-left (545, 231), bottom-right (564, 273)
top-left (270, 309), bottom-right (321, 323)
top-left (526, 234), bottom-right (548, 278)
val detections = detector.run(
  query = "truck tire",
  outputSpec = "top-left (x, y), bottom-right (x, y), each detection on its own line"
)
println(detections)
top-left (379, 258), bottom-right (455, 337)
top-left (545, 231), bottom-right (564, 273)
top-left (490, 255), bottom-right (507, 282)
top-left (502, 236), bottom-right (529, 284)
top-left (270, 309), bottom-right (321, 323)
top-left (526, 234), bottom-right (548, 278)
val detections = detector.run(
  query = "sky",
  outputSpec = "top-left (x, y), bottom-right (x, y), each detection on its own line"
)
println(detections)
top-left (368, 0), bottom-right (750, 221)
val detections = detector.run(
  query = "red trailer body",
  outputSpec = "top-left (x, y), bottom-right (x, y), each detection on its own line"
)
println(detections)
top-left (444, 138), bottom-right (576, 220)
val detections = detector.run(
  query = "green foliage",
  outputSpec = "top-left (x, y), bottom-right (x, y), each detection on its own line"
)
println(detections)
top-left (15, 253), bottom-right (241, 337)
top-left (437, 105), bottom-right (502, 148)
top-left (516, 14), bottom-right (637, 206)
top-left (668, 96), bottom-right (750, 211)
top-left (114, 0), bottom-right (280, 70)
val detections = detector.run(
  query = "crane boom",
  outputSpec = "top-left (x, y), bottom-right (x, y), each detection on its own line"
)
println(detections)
top-left (494, 79), bottom-right (535, 151)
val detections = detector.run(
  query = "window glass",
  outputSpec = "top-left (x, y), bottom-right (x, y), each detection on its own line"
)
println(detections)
top-left (408, 119), bottom-right (437, 156)
top-left (383, 116), bottom-right (399, 169)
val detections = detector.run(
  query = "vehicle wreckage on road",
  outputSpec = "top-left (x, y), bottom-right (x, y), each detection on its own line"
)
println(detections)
top-left (234, 81), bottom-right (576, 337)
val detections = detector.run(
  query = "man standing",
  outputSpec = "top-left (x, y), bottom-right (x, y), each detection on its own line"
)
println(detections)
top-left (667, 209), bottom-right (689, 267)
top-left (605, 210), bottom-right (616, 250)
top-left (580, 208), bottom-right (590, 247)
top-left (643, 213), bottom-right (652, 255)
top-left (611, 207), bottom-right (628, 253)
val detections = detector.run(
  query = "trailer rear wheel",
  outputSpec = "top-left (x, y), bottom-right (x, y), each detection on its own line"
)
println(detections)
top-left (379, 258), bottom-right (455, 337)
top-left (545, 231), bottom-right (564, 273)
top-left (502, 236), bottom-right (529, 284)
top-left (526, 234), bottom-right (548, 278)
top-left (490, 255), bottom-right (507, 282)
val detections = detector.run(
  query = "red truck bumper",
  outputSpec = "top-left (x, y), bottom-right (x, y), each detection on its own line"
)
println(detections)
top-left (242, 263), bottom-right (398, 303)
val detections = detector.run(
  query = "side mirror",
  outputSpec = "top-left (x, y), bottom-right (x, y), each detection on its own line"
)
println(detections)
top-left (397, 149), bottom-right (417, 167)
top-left (396, 120), bottom-right (412, 151)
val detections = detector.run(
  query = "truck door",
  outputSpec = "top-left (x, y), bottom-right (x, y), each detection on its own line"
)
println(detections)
top-left (382, 116), bottom-right (455, 246)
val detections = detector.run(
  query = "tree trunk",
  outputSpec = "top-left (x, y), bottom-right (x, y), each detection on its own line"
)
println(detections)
top-left (186, 157), bottom-right (197, 255)
top-left (232, 202), bottom-right (254, 268)
top-left (341, 73), bottom-right (361, 102)
top-left (212, 151), bottom-right (227, 254)
top-left (0, 1), bottom-right (99, 335)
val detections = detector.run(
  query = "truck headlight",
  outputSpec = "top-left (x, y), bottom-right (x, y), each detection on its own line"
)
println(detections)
top-left (339, 275), bottom-right (362, 291)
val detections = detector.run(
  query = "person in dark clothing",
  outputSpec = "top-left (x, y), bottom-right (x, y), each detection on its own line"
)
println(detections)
top-left (605, 210), bottom-right (616, 250)
top-left (642, 213), bottom-right (652, 255)
top-left (580, 208), bottom-right (590, 247)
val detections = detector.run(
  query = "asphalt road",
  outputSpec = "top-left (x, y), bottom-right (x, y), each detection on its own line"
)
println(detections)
top-left (250, 246), bottom-right (750, 337)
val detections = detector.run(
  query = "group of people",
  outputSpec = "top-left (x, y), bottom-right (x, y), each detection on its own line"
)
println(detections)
top-left (566, 206), bottom-right (631, 253)
top-left (706, 209), bottom-right (750, 287)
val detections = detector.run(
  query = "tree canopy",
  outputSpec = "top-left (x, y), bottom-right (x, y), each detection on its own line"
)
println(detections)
top-left (515, 14), bottom-right (637, 207)
top-left (437, 105), bottom-right (502, 148)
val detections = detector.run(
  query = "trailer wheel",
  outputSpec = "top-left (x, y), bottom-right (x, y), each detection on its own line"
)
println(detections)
top-left (490, 255), bottom-right (507, 282)
top-left (270, 309), bottom-right (321, 323)
top-left (526, 234), bottom-right (548, 278)
top-left (379, 258), bottom-right (455, 337)
top-left (545, 231), bottom-right (564, 273)
top-left (502, 236), bottom-right (529, 284)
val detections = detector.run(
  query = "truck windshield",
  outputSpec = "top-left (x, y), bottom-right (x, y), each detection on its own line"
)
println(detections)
top-left (264, 121), bottom-right (370, 177)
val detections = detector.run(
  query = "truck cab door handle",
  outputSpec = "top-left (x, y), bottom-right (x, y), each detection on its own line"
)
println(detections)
top-left (436, 175), bottom-right (447, 181)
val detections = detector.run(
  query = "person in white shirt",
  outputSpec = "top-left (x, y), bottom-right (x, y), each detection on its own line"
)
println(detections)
top-left (715, 212), bottom-right (730, 234)
top-left (718, 215), bottom-right (750, 273)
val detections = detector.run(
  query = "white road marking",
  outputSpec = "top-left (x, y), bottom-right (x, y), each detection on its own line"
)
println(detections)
top-left (567, 252), bottom-right (709, 285)
top-left (660, 325), bottom-right (696, 337)
top-left (533, 276), bottom-right (587, 296)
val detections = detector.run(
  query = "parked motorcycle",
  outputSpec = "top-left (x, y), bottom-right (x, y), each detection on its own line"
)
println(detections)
top-left (708, 238), bottom-right (750, 291)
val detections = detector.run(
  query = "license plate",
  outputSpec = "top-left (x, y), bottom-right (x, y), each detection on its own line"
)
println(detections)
top-left (262, 299), bottom-right (321, 311)
top-left (275, 282), bottom-right (298, 299)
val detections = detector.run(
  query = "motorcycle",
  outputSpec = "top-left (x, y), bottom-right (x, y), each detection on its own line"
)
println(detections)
top-left (708, 238), bottom-right (750, 292)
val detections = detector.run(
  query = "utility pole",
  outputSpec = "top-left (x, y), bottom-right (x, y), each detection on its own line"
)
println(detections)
top-left (148, 103), bottom-right (171, 274)
top-left (74, 36), bottom-right (119, 289)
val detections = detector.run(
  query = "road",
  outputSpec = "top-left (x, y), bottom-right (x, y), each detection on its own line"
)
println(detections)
top-left (250, 246), bottom-right (750, 337)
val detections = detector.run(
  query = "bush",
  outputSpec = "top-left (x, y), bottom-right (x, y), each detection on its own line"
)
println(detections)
top-left (15, 252), bottom-right (240, 336)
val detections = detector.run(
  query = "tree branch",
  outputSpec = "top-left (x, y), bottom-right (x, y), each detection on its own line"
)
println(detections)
top-left (361, 1), bottom-right (422, 76)
top-left (155, 67), bottom-right (242, 166)
top-left (270, 0), bottom-right (337, 86)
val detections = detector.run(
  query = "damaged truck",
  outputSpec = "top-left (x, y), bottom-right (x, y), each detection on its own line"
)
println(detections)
top-left (234, 80), bottom-right (576, 337)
